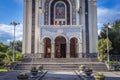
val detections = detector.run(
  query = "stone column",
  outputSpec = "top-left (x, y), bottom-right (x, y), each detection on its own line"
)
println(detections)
top-left (23, 0), bottom-right (32, 54)
top-left (39, 42), bottom-right (44, 58)
top-left (35, 0), bottom-right (40, 54)
top-left (51, 43), bottom-right (55, 58)
top-left (66, 42), bottom-right (70, 58)
top-left (77, 42), bottom-right (82, 58)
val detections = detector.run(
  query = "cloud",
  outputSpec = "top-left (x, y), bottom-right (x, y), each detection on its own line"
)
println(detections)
top-left (0, 24), bottom-right (23, 44)
top-left (98, 7), bottom-right (120, 23)
top-left (97, 6), bottom-right (120, 34)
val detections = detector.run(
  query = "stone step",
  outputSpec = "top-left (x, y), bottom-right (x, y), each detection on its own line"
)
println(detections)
top-left (14, 58), bottom-right (108, 71)
top-left (22, 58), bottom-right (99, 63)
top-left (14, 63), bottom-right (108, 71)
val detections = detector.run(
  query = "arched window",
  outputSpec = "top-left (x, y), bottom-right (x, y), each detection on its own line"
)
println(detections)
top-left (55, 3), bottom-right (65, 19)
top-left (50, 0), bottom-right (70, 25)
top-left (54, 2), bottom-right (67, 25)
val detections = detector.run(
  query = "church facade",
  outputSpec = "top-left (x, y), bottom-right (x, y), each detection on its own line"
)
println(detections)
top-left (23, 0), bottom-right (98, 58)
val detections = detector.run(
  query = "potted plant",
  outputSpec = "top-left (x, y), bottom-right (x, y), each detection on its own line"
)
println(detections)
top-left (38, 65), bottom-right (43, 71)
top-left (84, 68), bottom-right (93, 77)
top-left (107, 61), bottom-right (119, 71)
top-left (79, 65), bottom-right (86, 72)
top-left (31, 67), bottom-right (38, 76)
top-left (17, 72), bottom-right (28, 80)
top-left (94, 73), bottom-right (105, 80)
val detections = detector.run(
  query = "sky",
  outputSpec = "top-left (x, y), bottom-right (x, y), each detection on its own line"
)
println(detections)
top-left (0, 0), bottom-right (120, 44)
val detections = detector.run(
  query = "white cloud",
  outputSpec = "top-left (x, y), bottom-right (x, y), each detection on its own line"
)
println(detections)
top-left (98, 6), bottom-right (120, 24)
top-left (0, 24), bottom-right (23, 42)
top-left (97, 6), bottom-right (120, 34)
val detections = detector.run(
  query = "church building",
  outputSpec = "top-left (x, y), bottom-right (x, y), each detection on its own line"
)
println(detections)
top-left (23, 0), bottom-right (98, 58)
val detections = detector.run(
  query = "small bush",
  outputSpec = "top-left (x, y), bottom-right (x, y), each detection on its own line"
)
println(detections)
top-left (0, 66), bottom-right (4, 69)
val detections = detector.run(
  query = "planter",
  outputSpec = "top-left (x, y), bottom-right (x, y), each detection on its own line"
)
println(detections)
top-left (38, 65), bottom-right (43, 71)
top-left (85, 71), bottom-right (92, 76)
top-left (94, 76), bottom-right (105, 80)
top-left (31, 67), bottom-right (38, 76)
top-left (17, 73), bottom-right (28, 80)
top-left (94, 73), bottom-right (105, 80)
top-left (31, 70), bottom-right (38, 76)
top-left (79, 65), bottom-right (86, 72)
top-left (84, 68), bottom-right (92, 77)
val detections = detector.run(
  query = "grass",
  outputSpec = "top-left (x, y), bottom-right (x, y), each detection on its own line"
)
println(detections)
top-left (0, 69), bottom-right (8, 72)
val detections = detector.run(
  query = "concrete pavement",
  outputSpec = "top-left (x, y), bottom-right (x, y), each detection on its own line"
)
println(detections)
top-left (0, 71), bottom-right (120, 80)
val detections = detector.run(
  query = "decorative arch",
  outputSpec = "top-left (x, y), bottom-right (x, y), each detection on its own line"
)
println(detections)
top-left (69, 36), bottom-right (81, 43)
top-left (70, 37), bottom-right (78, 58)
top-left (55, 36), bottom-right (66, 58)
top-left (54, 34), bottom-right (68, 42)
top-left (41, 36), bottom-right (52, 43)
top-left (43, 37), bottom-right (51, 58)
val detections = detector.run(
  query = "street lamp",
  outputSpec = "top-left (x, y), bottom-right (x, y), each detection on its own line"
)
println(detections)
top-left (106, 23), bottom-right (111, 63)
top-left (10, 22), bottom-right (20, 62)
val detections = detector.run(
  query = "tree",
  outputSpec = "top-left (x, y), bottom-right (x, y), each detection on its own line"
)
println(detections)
top-left (8, 40), bottom-right (22, 52)
top-left (98, 39), bottom-right (112, 61)
top-left (0, 42), bottom-right (8, 52)
top-left (6, 50), bottom-right (23, 62)
top-left (0, 52), bottom-right (7, 66)
top-left (99, 20), bottom-right (120, 55)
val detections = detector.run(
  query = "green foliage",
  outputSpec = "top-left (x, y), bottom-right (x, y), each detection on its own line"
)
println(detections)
top-left (85, 68), bottom-right (92, 72)
top-left (0, 52), bottom-right (6, 59)
top-left (6, 50), bottom-right (13, 61)
top-left (107, 61), bottom-right (118, 65)
top-left (94, 72), bottom-right (105, 79)
top-left (0, 66), bottom-right (4, 69)
top-left (16, 51), bottom-right (23, 61)
top-left (98, 39), bottom-right (112, 61)
top-left (0, 42), bottom-right (8, 52)
top-left (99, 20), bottom-right (120, 55)
top-left (8, 40), bottom-right (22, 52)
top-left (6, 50), bottom-right (23, 62)
top-left (0, 52), bottom-right (7, 66)
top-left (0, 41), bottom-right (23, 69)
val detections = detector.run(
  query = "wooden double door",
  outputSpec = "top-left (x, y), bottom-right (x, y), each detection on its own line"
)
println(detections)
top-left (55, 43), bottom-right (66, 58)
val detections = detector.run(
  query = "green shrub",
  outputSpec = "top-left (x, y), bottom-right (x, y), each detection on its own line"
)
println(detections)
top-left (6, 50), bottom-right (23, 61)
top-left (0, 66), bottom-right (4, 69)
top-left (16, 52), bottom-right (23, 61)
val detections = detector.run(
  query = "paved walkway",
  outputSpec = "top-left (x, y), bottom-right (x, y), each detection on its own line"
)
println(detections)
top-left (42, 71), bottom-right (81, 80)
top-left (0, 71), bottom-right (120, 80)
top-left (102, 72), bottom-right (120, 80)
top-left (0, 72), bottom-right (19, 80)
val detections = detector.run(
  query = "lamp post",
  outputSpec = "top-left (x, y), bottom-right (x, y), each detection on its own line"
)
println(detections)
top-left (106, 23), bottom-right (111, 63)
top-left (10, 22), bottom-right (20, 62)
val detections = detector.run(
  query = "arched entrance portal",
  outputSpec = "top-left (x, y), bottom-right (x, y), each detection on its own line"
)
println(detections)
top-left (70, 38), bottom-right (78, 58)
top-left (55, 36), bottom-right (66, 58)
top-left (44, 38), bottom-right (51, 58)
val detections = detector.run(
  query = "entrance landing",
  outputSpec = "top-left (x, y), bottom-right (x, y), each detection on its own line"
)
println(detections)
top-left (14, 58), bottom-right (108, 71)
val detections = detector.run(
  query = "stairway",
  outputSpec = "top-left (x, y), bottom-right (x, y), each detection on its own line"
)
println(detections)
top-left (14, 58), bottom-right (108, 71)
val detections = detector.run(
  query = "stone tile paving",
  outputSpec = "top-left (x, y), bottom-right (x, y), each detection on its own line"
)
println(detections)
top-left (0, 72), bottom-right (19, 80)
top-left (102, 72), bottom-right (120, 80)
top-left (42, 71), bottom-right (81, 80)
top-left (0, 71), bottom-right (120, 80)
top-left (0, 71), bottom-right (81, 80)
